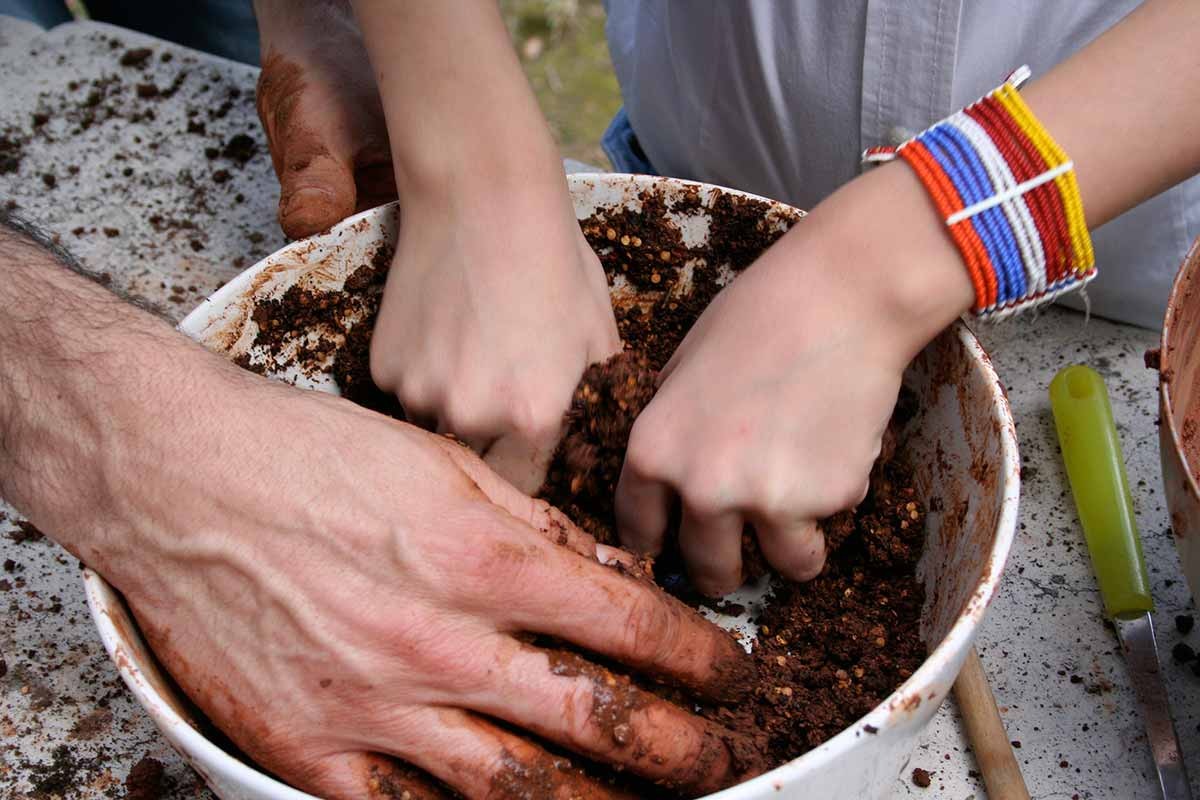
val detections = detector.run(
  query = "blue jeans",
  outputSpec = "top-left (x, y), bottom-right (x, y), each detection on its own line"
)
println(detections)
top-left (601, 107), bottom-right (658, 175)
top-left (1, 0), bottom-right (260, 65)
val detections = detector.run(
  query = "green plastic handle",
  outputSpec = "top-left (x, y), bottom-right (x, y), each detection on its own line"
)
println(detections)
top-left (1049, 365), bottom-right (1153, 619)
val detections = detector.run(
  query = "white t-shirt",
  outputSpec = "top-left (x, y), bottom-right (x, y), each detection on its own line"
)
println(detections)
top-left (605, 0), bottom-right (1200, 329)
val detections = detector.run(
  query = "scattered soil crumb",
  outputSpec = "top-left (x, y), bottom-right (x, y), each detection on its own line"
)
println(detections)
top-left (27, 744), bottom-right (106, 798)
top-left (221, 133), bottom-right (257, 165)
top-left (119, 47), bottom-right (153, 68)
top-left (7, 520), bottom-right (44, 544)
top-left (68, 707), bottom-right (113, 741)
top-left (0, 132), bottom-right (23, 175)
top-left (911, 767), bottom-right (932, 788)
top-left (125, 756), bottom-right (167, 800)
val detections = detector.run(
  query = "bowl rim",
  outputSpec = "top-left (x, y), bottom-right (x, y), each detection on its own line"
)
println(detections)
top-left (1159, 236), bottom-right (1200, 497)
top-left (83, 172), bottom-right (1022, 800)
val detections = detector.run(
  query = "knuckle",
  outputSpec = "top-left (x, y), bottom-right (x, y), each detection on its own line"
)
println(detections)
top-left (450, 522), bottom-right (545, 599)
top-left (624, 419), bottom-right (673, 482)
top-left (503, 394), bottom-right (565, 445)
top-left (679, 464), bottom-right (736, 519)
top-left (527, 497), bottom-right (555, 530)
top-left (439, 392), bottom-right (479, 436)
top-left (278, 756), bottom-right (334, 795)
top-left (397, 380), bottom-right (443, 422)
top-left (560, 680), bottom-right (602, 746)
top-left (242, 729), bottom-right (317, 782)
top-left (414, 635), bottom-right (492, 696)
top-left (529, 499), bottom-right (586, 549)
top-left (831, 468), bottom-right (872, 511)
top-left (839, 479), bottom-right (870, 510)
top-left (618, 592), bottom-right (677, 666)
top-left (388, 609), bottom-right (498, 690)
top-left (368, 344), bottom-right (402, 394)
top-left (747, 476), bottom-right (793, 522)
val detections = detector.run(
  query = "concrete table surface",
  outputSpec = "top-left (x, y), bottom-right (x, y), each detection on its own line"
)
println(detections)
top-left (0, 17), bottom-right (1195, 800)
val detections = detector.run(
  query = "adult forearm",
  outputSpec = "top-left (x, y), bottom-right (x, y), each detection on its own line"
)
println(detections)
top-left (350, 0), bottom-right (563, 200)
top-left (0, 218), bottom-right (235, 584)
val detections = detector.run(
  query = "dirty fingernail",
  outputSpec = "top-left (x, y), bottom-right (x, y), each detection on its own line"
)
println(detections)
top-left (596, 544), bottom-right (637, 567)
top-left (280, 186), bottom-right (351, 239)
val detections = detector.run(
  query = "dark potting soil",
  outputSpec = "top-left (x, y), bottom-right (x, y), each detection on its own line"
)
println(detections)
top-left (124, 755), bottom-right (167, 800)
top-left (237, 243), bottom-right (405, 419)
top-left (238, 186), bottom-right (928, 796)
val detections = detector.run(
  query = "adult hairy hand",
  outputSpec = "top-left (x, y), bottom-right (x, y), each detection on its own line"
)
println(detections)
top-left (253, 0), bottom-right (396, 239)
top-left (615, 165), bottom-right (976, 596)
top-left (109, 380), bottom-right (752, 799)
top-left (0, 220), bottom-right (755, 800)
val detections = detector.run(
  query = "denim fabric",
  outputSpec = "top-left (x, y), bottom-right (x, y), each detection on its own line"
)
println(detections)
top-left (1, 0), bottom-right (259, 64)
top-left (0, 0), bottom-right (69, 28)
top-left (600, 107), bottom-right (657, 176)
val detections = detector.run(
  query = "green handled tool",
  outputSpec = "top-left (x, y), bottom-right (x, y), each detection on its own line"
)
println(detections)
top-left (1050, 365), bottom-right (1191, 800)
top-left (1050, 365), bottom-right (1152, 617)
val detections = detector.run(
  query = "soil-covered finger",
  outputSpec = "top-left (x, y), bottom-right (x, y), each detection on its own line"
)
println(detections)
top-left (472, 645), bottom-right (764, 795)
top-left (278, 151), bottom-right (358, 239)
top-left (494, 537), bottom-right (756, 703)
top-left (594, 543), bottom-right (642, 572)
top-left (294, 751), bottom-right (453, 800)
top-left (255, 50), bottom-right (359, 238)
top-left (377, 707), bottom-right (629, 800)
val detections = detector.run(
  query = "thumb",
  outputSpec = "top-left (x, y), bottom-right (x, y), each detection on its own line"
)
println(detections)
top-left (256, 54), bottom-right (358, 239)
top-left (277, 140), bottom-right (358, 239)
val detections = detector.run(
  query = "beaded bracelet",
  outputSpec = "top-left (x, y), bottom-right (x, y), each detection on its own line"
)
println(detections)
top-left (863, 66), bottom-right (1096, 319)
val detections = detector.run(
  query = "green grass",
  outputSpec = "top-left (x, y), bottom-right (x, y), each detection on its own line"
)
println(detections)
top-left (501, 0), bottom-right (622, 167)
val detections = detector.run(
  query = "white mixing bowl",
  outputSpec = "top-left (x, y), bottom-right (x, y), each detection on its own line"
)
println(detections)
top-left (84, 173), bottom-right (1020, 799)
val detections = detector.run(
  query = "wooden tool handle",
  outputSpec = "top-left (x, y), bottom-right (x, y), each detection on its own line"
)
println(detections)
top-left (953, 646), bottom-right (1031, 800)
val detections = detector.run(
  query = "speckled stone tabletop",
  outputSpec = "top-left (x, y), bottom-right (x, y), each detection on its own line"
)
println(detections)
top-left (0, 17), bottom-right (1196, 800)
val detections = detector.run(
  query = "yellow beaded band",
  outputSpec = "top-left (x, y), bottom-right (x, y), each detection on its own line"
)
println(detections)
top-left (993, 84), bottom-right (1095, 275)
